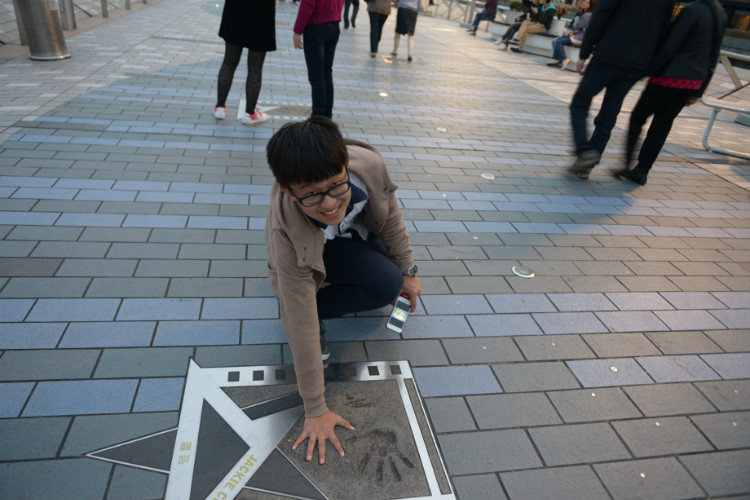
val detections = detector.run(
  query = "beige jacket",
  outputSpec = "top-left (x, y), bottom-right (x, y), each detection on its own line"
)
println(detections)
top-left (265, 140), bottom-right (414, 417)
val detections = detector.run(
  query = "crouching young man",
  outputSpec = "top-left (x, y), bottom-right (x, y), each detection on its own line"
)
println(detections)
top-left (265, 116), bottom-right (422, 465)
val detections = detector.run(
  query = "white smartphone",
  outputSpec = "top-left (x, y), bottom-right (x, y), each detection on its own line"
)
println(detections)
top-left (387, 294), bottom-right (411, 333)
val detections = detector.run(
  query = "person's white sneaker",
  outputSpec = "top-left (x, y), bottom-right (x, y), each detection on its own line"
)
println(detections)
top-left (241, 109), bottom-right (268, 125)
top-left (213, 105), bottom-right (226, 120)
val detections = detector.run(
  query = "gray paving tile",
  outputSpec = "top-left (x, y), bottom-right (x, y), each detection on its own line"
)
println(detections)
top-left (547, 293), bottom-right (616, 312)
top-left (594, 457), bottom-right (704, 500)
top-left (582, 333), bottom-right (661, 357)
top-left (400, 315), bottom-right (475, 339)
top-left (500, 465), bottom-right (609, 500)
top-left (700, 353), bottom-right (750, 379)
top-left (467, 314), bottom-right (543, 336)
top-left (605, 292), bottom-right (674, 310)
top-left (26, 298), bottom-right (120, 322)
top-left (515, 335), bottom-right (596, 361)
top-left (0, 257), bottom-right (62, 276)
top-left (132, 377), bottom-right (184, 412)
top-left (0, 299), bottom-right (34, 322)
top-left (680, 450), bottom-right (750, 497)
top-left (655, 310), bottom-right (727, 331)
top-left (595, 311), bottom-right (670, 333)
top-left (94, 347), bottom-right (194, 378)
top-left (445, 276), bottom-right (514, 294)
top-left (548, 387), bottom-right (642, 423)
top-left (201, 297), bottom-right (279, 320)
top-left (194, 345), bottom-right (281, 367)
top-left (117, 298), bottom-right (201, 320)
top-left (0, 458), bottom-right (112, 500)
top-left (0, 382), bottom-right (34, 418)
top-left (59, 321), bottom-right (155, 348)
top-left (153, 320), bottom-right (240, 346)
top-left (624, 383), bottom-right (716, 416)
top-left (107, 465), bottom-right (167, 500)
top-left (413, 366), bottom-right (501, 397)
top-left (695, 380), bottom-right (750, 411)
top-left (364, 339), bottom-right (448, 366)
top-left (60, 412), bottom-right (178, 456)
top-left (424, 397), bottom-right (476, 433)
top-left (691, 411), bottom-right (750, 450)
top-left (492, 361), bottom-right (580, 393)
top-left (704, 329), bottom-right (750, 352)
top-left (710, 308), bottom-right (750, 329)
top-left (645, 331), bottom-right (724, 355)
top-left (467, 393), bottom-right (562, 429)
top-left (443, 337), bottom-right (523, 364)
top-left (421, 294), bottom-right (492, 315)
top-left (486, 293), bottom-right (555, 313)
top-left (438, 430), bottom-right (541, 475)
top-left (660, 291), bottom-right (727, 310)
top-left (0, 349), bottom-right (100, 381)
top-left (452, 474), bottom-right (507, 500)
top-left (533, 312), bottom-right (606, 334)
top-left (529, 423), bottom-right (631, 466)
top-left (0, 417), bottom-right (71, 460)
top-left (636, 355), bottom-right (721, 383)
top-left (567, 358), bottom-right (654, 387)
top-left (23, 379), bottom-right (138, 416)
top-left (0, 277), bottom-right (91, 298)
top-left (0, 323), bottom-right (66, 349)
top-left (711, 291), bottom-right (750, 309)
top-left (613, 416), bottom-right (713, 457)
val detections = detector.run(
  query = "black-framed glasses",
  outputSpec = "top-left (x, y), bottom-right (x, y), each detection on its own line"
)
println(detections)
top-left (289, 177), bottom-right (352, 207)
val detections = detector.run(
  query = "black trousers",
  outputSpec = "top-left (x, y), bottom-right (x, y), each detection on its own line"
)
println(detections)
top-left (627, 83), bottom-right (695, 172)
top-left (317, 234), bottom-right (403, 320)
top-left (303, 22), bottom-right (340, 118)
top-left (369, 12), bottom-right (388, 53)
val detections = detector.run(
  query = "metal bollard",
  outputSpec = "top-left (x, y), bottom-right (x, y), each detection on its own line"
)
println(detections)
top-left (125, 0), bottom-right (131, 9)
top-left (58, 0), bottom-right (76, 30)
top-left (14, 0), bottom-right (71, 60)
top-left (101, 0), bottom-right (108, 17)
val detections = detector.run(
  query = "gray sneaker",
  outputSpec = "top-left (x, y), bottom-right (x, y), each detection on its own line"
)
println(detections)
top-left (570, 150), bottom-right (601, 180)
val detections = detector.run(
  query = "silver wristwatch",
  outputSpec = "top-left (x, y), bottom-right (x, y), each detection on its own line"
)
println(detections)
top-left (403, 264), bottom-right (418, 277)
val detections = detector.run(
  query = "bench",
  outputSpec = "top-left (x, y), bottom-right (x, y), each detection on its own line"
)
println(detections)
top-left (487, 15), bottom-right (580, 70)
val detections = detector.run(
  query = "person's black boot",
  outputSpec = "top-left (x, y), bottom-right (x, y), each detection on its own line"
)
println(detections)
top-left (614, 166), bottom-right (648, 185)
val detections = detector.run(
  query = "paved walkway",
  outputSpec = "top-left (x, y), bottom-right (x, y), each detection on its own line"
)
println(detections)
top-left (1, 0), bottom-right (749, 498)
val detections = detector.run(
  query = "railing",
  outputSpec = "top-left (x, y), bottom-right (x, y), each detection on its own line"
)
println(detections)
top-left (58, 0), bottom-right (148, 30)
top-left (701, 50), bottom-right (750, 161)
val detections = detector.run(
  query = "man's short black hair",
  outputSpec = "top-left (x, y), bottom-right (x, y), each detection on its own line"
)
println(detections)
top-left (266, 116), bottom-right (349, 187)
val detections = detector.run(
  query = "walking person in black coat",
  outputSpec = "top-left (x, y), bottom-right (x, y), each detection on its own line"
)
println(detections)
top-left (214, 0), bottom-right (276, 125)
top-left (616, 0), bottom-right (727, 185)
top-left (568, 0), bottom-right (674, 180)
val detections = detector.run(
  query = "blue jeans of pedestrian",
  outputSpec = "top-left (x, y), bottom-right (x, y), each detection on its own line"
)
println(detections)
top-left (472, 8), bottom-right (489, 28)
top-left (317, 234), bottom-right (403, 320)
top-left (303, 22), bottom-right (340, 118)
top-left (551, 36), bottom-right (572, 62)
top-left (369, 12), bottom-right (388, 53)
top-left (569, 57), bottom-right (642, 155)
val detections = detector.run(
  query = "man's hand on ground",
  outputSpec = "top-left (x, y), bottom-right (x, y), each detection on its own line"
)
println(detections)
top-left (399, 276), bottom-right (422, 312)
top-left (292, 411), bottom-right (355, 465)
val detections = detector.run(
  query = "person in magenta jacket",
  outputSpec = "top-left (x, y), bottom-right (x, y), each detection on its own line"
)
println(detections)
top-left (293, 0), bottom-right (345, 118)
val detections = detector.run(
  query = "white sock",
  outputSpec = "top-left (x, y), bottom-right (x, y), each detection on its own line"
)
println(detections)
top-left (408, 37), bottom-right (414, 58)
top-left (393, 36), bottom-right (400, 54)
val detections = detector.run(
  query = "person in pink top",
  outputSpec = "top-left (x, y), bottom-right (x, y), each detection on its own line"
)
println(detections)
top-left (293, 0), bottom-right (345, 118)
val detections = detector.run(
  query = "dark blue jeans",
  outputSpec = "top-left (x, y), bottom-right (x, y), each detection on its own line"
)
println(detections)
top-left (472, 8), bottom-right (490, 28)
top-left (569, 58), bottom-right (642, 155)
top-left (303, 22), bottom-right (340, 118)
top-left (369, 12), bottom-right (388, 54)
top-left (317, 234), bottom-right (403, 320)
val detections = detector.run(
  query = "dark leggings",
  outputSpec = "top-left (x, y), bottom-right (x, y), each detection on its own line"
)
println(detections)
top-left (216, 42), bottom-right (266, 114)
top-left (317, 234), bottom-right (403, 320)
top-left (369, 12), bottom-right (389, 53)
top-left (502, 22), bottom-right (522, 41)
top-left (626, 83), bottom-right (693, 172)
